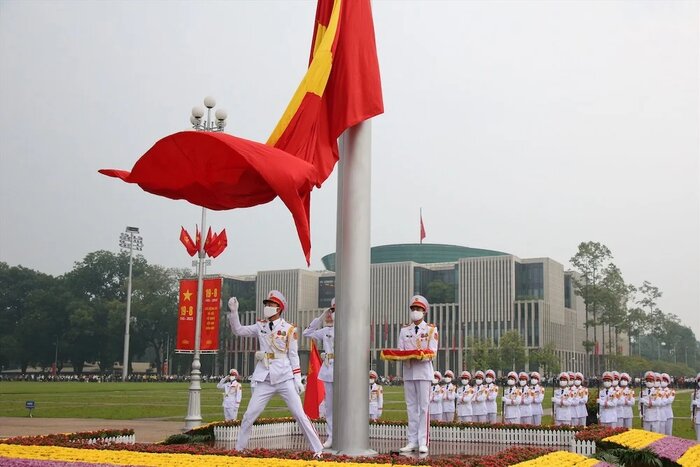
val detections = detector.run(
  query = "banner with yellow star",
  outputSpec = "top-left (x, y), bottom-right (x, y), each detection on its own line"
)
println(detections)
top-left (176, 278), bottom-right (222, 352)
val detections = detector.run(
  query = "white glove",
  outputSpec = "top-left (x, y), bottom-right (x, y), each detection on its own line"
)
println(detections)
top-left (294, 374), bottom-right (305, 394)
top-left (228, 297), bottom-right (239, 313)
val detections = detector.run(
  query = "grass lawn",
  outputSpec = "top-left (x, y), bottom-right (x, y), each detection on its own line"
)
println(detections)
top-left (0, 382), bottom-right (695, 439)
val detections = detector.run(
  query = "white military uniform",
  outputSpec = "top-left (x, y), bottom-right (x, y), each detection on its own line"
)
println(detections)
top-left (552, 386), bottom-right (572, 425)
top-left (302, 311), bottom-right (335, 441)
top-left (597, 386), bottom-right (618, 426)
top-left (518, 382), bottom-right (533, 425)
top-left (369, 382), bottom-right (383, 421)
top-left (691, 386), bottom-right (700, 441)
top-left (640, 385), bottom-right (660, 432)
top-left (619, 385), bottom-right (635, 428)
top-left (228, 311), bottom-right (322, 453)
top-left (456, 383), bottom-right (474, 422)
top-left (442, 381), bottom-right (456, 423)
top-left (399, 319), bottom-right (438, 448)
top-left (429, 382), bottom-right (444, 421)
top-left (472, 382), bottom-right (488, 422)
top-left (216, 376), bottom-right (243, 421)
top-left (503, 385), bottom-right (522, 424)
top-left (574, 385), bottom-right (588, 426)
top-left (661, 384), bottom-right (675, 435)
top-left (530, 383), bottom-right (544, 425)
top-left (486, 378), bottom-right (499, 423)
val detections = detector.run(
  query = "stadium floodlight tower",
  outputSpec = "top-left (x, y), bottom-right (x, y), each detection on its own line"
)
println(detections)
top-left (119, 226), bottom-right (143, 382)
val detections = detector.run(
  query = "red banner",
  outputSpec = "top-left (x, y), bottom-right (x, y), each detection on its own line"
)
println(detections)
top-left (176, 278), bottom-right (221, 352)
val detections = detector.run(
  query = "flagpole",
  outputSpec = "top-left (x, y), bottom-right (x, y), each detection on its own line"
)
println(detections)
top-left (333, 120), bottom-right (375, 456)
top-left (420, 208), bottom-right (423, 244)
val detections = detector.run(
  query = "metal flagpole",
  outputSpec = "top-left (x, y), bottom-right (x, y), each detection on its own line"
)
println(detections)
top-left (332, 120), bottom-right (375, 456)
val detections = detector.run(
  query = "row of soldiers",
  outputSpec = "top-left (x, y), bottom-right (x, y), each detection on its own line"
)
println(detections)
top-left (429, 369), bottom-right (546, 424)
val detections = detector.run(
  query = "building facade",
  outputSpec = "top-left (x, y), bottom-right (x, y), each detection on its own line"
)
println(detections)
top-left (219, 244), bottom-right (626, 378)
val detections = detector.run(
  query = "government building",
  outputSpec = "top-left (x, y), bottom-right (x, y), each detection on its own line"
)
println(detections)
top-left (217, 243), bottom-right (619, 378)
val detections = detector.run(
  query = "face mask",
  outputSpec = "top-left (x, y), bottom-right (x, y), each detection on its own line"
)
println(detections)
top-left (567, 380), bottom-right (574, 386)
top-left (531, 379), bottom-right (538, 385)
top-left (485, 377), bottom-right (493, 384)
top-left (369, 378), bottom-right (375, 385)
top-left (661, 381), bottom-right (668, 388)
top-left (475, 379), bottom-right (483, 385)
top-left (654, 381), bottom-right (660, 388)
top-left (612, 380), bottom-right (619, 387)
top-left (263, 306), bottom-right (278, 318)
top-left (559, 380), bottom-right (567, 387)
top-left (461, 379), bottom-right (469, 385)
top-left (432, 378), bottom-right (439, 385)
top-left (574, 380), bottom-right (581, 386)
top-left (324, 313), bottom-right (334, 327)
top-left (603, 381), bottom-right (612, 388)
top-left (410, 310), bottom-right (424, 322)
top-left (507, 379), bottom-right (515, 386)
top-left (645, 382), bottom-right (654, 388)
top-left (444, 378), bottom-right (452, 384)
top-left (620, 380), bottom-right (628, 387)
top-left (519, 380), bottom-right (527, 386)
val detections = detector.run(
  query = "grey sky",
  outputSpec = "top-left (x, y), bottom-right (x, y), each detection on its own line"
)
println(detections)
top-left (1, 1), bottom-right (698, 334)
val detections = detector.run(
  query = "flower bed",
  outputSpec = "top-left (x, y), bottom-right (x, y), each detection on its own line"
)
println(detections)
top-left (602, 429), bottom-right (699, 465)
top-left (511, 450), bottom-right (613, 466)
top-left (0, 430), bottom-right (135, 447)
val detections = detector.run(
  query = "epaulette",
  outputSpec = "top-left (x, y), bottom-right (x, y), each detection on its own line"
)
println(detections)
top-left (401, 323), bottom-right (412, 328)
top-left (428, 323), bottom-right (436, 328)
top-left (257, 319), bottom-right (267, 323)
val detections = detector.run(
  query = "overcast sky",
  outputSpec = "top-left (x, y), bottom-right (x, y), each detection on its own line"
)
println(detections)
top-left (1, 1), bottom-right (698, 334)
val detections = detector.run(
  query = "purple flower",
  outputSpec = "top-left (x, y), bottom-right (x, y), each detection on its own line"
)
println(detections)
top-left (647, 436), bottom-right (698, 462)
top-left (594, 462), bottom-right (616, 467)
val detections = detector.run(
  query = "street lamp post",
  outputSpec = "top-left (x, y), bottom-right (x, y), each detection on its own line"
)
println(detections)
top-left (119, 226), bottom-right (143, 382)
top-left (183, 96), bottom-right (227, 431)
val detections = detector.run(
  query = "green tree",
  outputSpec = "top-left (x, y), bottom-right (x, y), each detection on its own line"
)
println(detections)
top-left (529, 342), bottom-right (560, 378)
top-left (570, 241), bottom-right (612, 374)
top-left (425, 280), bottom-right (455, 304)
top-left (499, 330), bottom-right (527, 371)
top-left (465, 338), bottom-right (492, 371)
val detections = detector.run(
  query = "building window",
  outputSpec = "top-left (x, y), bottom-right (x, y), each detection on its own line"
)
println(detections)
top-left (515, 263), bottom-right (544, 300)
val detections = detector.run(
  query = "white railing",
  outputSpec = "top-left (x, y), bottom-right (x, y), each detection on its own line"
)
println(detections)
top-left (214, 422), bottom-right (580, 447)
top-left (570, 439), bottom-right (596, 455)
top-left (82, 434), bottom-right (136, 445)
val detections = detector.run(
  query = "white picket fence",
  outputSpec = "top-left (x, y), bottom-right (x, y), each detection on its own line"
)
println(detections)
top-left (78, 434), bottom-right (136, 445)
top-left (214, 422), bottom-right (595, 454)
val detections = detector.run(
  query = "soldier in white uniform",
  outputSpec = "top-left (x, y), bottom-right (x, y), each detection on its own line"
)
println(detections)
top-left (552, 372), bottom-right (572, 426)
top-left (227, 291), bottom-right (323, 455)
top-left (654, 372), bottom-right (668, 433)
top-left (471, 370), bottom-right (488, 422)
top-left (503, 371), bottom-right (522, 424)
top-left (485, 369), bottom-right (498, 423)
top-left (610, 371), bottom-right (621, 428)
top-left (442, 370), bottom-right (457, 423)
top-left (369, 370), bottom-right (383, 421)
top-left (573, 372), bottom-right (588, 427)
top-left (429, 371), bottom-right (444, 421)
top-left (660, 373), bottom-right (675, 435)
top-left (302, 298), bottom-right (336, 448)
top-left (690, 373), bottom-right (700, 441)
top-left (619, 372), bottom-right (635, 428)
top-left (217, 368), bottom-right (243, 421)
top-left (398, 294), bottom-right (438, 454)
top-left (518, 371), bottom-right (532, 425)
top-left (597, 372), bottom-right (617, 427)
top-left (529, 372), bottom-right (544, 426)
top-left (640, 370), bottom-right (660, 432)
top-left (456, 371), bottom-right (474, 423)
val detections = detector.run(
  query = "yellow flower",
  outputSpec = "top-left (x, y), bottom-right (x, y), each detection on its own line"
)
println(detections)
top-left (0, 444), bottom-right (393, 467)
top-left (678, 444), bottom-right (700, 467)
top-left (602, 429), bottom-right (666, 449)
top-left (511, 450), bottom-right (590, 466)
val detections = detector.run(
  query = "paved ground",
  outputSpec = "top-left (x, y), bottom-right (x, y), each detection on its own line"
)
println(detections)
top-left (0, 417), bottom-right (184, 443)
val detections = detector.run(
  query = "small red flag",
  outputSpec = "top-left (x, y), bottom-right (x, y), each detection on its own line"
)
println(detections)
top-left (303, 340), bottom-right (326, 419)
top-left (179, 227), bottom-right (198, 257)
top-left (420, 210), bottom-right (426, 244)
top-left (195, 225), bottom-right (201, 253)
top-left (204, 227), bottom-right (213, 250)
top-left (206, 229), bottom-right (228, 258)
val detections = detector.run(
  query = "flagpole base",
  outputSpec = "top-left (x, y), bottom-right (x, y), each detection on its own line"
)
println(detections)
top-left (327, 448), bottom-right (377, 457)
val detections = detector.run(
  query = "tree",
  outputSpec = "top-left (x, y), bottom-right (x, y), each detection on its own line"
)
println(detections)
top-left (598, 263), bottom-right (632, 358)
top-left (425, 280), bottom-right (455, 304)
top-left (530, 342), bottom-right (560, 378)
top-left (465, 338), bottom-right (492, 371)
top-left (499, 330), bottom-right (527, 371)
top-left (624, 307), bottom-right (649, 357)
top-left (570, 241), bottom-right (612, 374)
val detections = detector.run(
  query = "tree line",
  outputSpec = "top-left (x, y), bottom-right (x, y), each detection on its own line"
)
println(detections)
top-left (0, 251), bottom-right (187, 375)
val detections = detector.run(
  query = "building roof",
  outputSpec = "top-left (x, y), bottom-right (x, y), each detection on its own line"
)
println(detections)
top-left (321, 243), bottom-right (509, 271)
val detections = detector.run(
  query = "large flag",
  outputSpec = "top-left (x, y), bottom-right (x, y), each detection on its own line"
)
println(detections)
top-left (303, 340), bottom-right (326, 419)
top-left (99, 0), bottom-right (383, 264)
top-left (179, 226), bottom-right (198, 257)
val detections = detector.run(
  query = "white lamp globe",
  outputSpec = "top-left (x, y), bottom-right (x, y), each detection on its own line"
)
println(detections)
top-left (215, 108), bottom-right (227, 121)
top-left (191, 106), bottom-right (205, 118)
top-left (203, 96), bottom-right (216, 108)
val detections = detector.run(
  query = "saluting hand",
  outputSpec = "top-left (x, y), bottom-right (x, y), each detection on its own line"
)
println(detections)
top-left (228, 297), bottom-right (239, 313)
